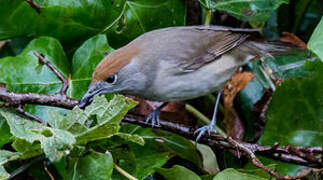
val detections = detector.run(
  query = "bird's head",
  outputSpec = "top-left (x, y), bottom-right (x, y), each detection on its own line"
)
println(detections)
top-left (78, 43), bottom-right (146, 108)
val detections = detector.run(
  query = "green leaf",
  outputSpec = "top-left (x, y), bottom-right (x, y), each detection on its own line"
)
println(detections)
top-left (236, 51), bottom-right (311, 141)
top-left (259, 60), bottom-right (323, 175)
top-left (213, 168), bottom-right (269, 180)
top-left (0, 166), bottom-right (9, 180)
top-left (196, 143), bottom-right (219, 174)
top-left (0, 116), bottom-right (12, 148)
top-left (0, 109), bottom-right (75, 162)
top-left (106, 0), bottom-right (187, 48)
top-left (0, 0), bottom-right (124, 47)
top-left (70, 34), bottom-right (113, 99)
top-left (198, 0), bottom-right (289, 24)
top-left (0, 37), bottom-right (68, 94)
top-left (0, 150), bottom-right (20, 166)
top-left (0, 150), bottom-right (21, 180)
top-left (240, 164), bottom-right (277, 180)
top-left (119, 125), bottom-right (199, 179)
top-left (110, 145), bottom-right (137, 180)
top-left (116, 132), bottom-right (145, 146)
top-left (12, 139), bottom-right (42, 159)
top-left (65, 151), bottom-right (113, 180)
top-left (76, 95), bottom-right (137, 144)
top-left (153, 132), bottom-right (202, 168)
top-left (48, 107), bottom-right (88, 134)
top-left (156, 165), bottom-right (201, 180)
top-left (308, 16), bottom-right (323, 62)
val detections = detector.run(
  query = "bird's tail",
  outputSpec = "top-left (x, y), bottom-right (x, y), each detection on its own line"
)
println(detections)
top-left (242, 41), bottom-right (302, 59)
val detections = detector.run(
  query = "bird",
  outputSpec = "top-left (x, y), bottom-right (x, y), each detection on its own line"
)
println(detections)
top-left (78, 26), bottom-right (293, 140)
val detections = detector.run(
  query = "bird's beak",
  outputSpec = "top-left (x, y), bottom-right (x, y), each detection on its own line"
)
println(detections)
top-left (78, 87), bottom-right (101, 109)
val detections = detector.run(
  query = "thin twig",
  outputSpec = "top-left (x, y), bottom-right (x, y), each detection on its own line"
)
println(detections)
top-left (16, 105), bottom-right (44, 123)
top-left (33, 51), bottom-right (69, 94)
top-left (227, 137), bottom-right (284, 179)
top-left (43, 160), bottom-right (55, 180)
top-left (114, 163), bottom-right (138, 180)
top-left (292, 168), bottom-right (323, 179)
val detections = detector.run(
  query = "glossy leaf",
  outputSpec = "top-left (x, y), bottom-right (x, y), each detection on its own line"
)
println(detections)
top-left (198, 0), bottom-right (289, 24)
top-left (99, 125), bottom-right (171, 179)
top-left (236, 51), bottom-right (311, 140)
top-left (106, 0), bottom-right (187, 48)
top-left (156, 165), bottom-right (201, 180)
top-left (154, 131), bottom-right (202, 168)
top-left (0, 37), bottom-right (68, 94)
top-left (117, 125), bottom-right (201, 179)
top-left (65, 151), bottom-right (113, 180)
top-left (196, 143), bottom-right (219, 174)
top-left (308, 17), bottom-right (323, 62)
top-left (133, 126), bottom-right (202, 167)
top-left (213, 168), bottom-right (268, 180)
top-left (116, 132), bottom-right (145, 146)
top-left (259, 60), bottom-right (323, 175)
top-left (70, 34), bottom-right (113, 99)
top-left (0, 0), bottom-right (124, 47)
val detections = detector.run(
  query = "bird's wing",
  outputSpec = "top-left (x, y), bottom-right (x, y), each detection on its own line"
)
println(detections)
top-left (137, 26), bottom-right (255, 73)
top-left (179, 32), bottom-right (249, 72)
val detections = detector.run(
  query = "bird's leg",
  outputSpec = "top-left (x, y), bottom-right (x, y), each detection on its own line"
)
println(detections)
top-left (146, 102), bottom-right (168, 127)
top-left (195, 91), bottom-right (222, 141)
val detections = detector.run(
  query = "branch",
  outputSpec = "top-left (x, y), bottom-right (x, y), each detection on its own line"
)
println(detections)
top-left (123, 114), bottom-right (322, 167)
top-left (25, 0), bottom-right (42, 14)
top-left (0, 89), bottom-right (322, 179)
top-left (0, 89), bottom-right (77, 109)
top-left (33, 51), bottom-right (69, 95)
top-left (16, 105), bottom-right (44, 123)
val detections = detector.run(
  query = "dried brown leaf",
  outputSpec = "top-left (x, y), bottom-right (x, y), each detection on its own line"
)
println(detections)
top-left (223, 72), bottom-right (255, 139)
top-left (280, 32), bottom-right (307, 49)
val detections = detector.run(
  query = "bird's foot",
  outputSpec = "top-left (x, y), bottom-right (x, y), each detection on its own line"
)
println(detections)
top-left (145, 109), bottom-right (161, 127)
top-left (194, 124), bottom-right (217, 142)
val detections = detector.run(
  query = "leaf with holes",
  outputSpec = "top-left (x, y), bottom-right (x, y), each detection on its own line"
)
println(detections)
top-left (0, 109), bottom-right (75, 162)
top-left (76, 95), bottom-right (137, 144)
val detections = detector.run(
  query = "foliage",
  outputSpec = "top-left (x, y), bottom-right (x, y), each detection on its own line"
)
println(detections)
top-left (308, 17), bottom-right (323, 62)
top-left (199, 0), bottom-right (289, 24)
top-left (0, 0), bottom-right (322, 179)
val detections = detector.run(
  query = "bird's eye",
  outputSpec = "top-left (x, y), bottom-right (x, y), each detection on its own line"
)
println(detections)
top-left (106, 74), bottom-right (117, 84)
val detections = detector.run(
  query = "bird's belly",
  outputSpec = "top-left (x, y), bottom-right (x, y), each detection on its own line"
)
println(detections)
top-left (149, 55), bottom-right (239, 102)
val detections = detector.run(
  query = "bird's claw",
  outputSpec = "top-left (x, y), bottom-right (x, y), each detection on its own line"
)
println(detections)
top-left (146, 110), bottom-right (161, 127)
top-left (194, 124), bottom-right (217, 142)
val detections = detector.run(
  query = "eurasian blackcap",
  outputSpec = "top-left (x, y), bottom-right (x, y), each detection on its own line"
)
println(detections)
top-left (79, 26), bottom-right (291, 139)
